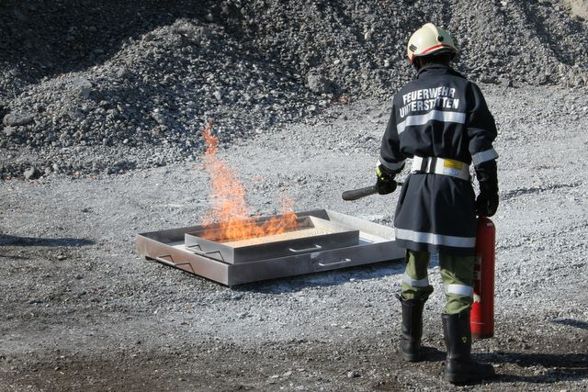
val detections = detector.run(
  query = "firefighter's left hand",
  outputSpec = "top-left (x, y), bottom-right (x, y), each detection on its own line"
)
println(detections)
top-left (376, 164), bottom-right (397, 195)
top-left (475, 161), bottom-right (498, 217)
top-left (476, 186), bottom-right (499, 217)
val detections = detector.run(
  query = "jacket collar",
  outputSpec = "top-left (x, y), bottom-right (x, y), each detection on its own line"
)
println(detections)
top-left (416, 64), bottom-right (464, 79)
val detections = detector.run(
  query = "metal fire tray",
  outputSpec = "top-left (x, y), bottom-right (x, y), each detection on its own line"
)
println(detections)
top-left (184, 215), bottom-right (360, 264)
top-left (136, 209), bottom-right (403, 287)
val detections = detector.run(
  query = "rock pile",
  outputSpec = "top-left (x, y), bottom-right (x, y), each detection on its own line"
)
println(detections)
top-left (0, 0), bottom-right (586, 178)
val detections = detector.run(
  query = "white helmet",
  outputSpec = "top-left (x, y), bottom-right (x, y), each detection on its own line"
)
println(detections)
top-left (407, 23), bottom-right (458, 64)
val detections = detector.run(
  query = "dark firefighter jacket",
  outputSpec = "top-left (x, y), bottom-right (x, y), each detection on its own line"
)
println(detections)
top-left (379, 64), bottom-right (498, 255)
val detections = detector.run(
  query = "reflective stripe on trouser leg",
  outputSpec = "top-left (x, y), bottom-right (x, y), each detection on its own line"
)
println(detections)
top-left (401, 250), bottom-right (434, 301)
top-left (439, 253), bottom-right (475, 315)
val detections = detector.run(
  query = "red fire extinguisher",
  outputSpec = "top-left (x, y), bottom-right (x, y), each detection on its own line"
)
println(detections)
top-left (470, 217), bottom-right (495, 339)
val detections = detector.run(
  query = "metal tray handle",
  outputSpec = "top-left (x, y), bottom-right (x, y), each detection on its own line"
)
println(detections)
top-left (155, 254), bottom-right (175, 264)
top-left (288, 244), bottom-right (322, 253)
top-left (317, 258), bottom-right (352, 267)
top-left (185, 244), bottom-right (225, 261)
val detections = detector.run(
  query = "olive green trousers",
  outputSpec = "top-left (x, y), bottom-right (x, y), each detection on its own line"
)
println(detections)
top-left (400, 250), bottom-right (475, 315)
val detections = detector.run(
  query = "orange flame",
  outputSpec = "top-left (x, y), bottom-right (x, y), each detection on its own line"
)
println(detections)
top-left (200, 122), bottom-right (298, 242)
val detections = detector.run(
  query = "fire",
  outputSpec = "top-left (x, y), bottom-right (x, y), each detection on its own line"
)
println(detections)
top-left (200, 122), bottom-right (298, 242)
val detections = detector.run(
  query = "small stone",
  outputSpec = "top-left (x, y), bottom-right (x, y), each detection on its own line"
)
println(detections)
top-left (3, 112), bottom-right (34, 127)
top-left (152, 111), bottom-right (166, 125)
top-left (57, 255), bottom-right (67, 261)
top-left (499, 77), bottom-right (513, 87)
top-left (306, 71), bottom-right (334, 94)
top-left (71, 77), bottom-right (92, 99)
top-left (23, 167), bottom-right (40, 180)
top-left (347, 370), bottom-right (360, 378)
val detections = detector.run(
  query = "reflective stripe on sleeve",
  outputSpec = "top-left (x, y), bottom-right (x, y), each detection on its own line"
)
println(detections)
top-left (402, 273), bottom-right (430, 288)
top-left (378, 158), bottom-right (405, 172)
top-left (397, 110), bottom-right (466, 134)
top-left (472, 148), bottom-right (498, 166)
top-left (445, 284), bottom-right (474, 297)
top-left (395, 228), bottom-right (476, 248)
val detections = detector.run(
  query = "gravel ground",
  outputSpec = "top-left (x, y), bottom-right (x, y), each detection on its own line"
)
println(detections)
top-left (1, 85), bottom-right (587, 391)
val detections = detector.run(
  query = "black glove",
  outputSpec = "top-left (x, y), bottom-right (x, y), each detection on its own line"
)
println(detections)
top-left (475, 160), bottom-right (499, 217)
top-left (376, 164), bottom-right (397, 195)
top-left (476, 182), bottom-right (499, 217)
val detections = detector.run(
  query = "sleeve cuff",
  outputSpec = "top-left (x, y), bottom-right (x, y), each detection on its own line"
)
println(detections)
top-left (378, 158), bottom-right (405, 173)
top-left (472, 148), bottom-right (498, 166)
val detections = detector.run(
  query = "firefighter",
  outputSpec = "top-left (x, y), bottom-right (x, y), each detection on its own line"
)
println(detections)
top-left (375, 23), bottom-right (499, 384)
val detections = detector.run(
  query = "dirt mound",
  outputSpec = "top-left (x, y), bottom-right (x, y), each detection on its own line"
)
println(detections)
top-left (1, 0), bottom-right (587, 178)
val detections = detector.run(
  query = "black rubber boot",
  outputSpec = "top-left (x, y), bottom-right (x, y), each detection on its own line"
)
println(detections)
top-left (442, 311), bottom-right (496, 384)
top-left (397, 294), bottom-right (425, 362)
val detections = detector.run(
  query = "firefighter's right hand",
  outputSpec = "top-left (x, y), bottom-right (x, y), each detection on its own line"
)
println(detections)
top-left (376, 164), bottom-right (397, 195)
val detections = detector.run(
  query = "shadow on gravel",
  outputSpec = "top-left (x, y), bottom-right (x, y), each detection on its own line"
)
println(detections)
top-left (235, 260), bottom-right (404, 294)
top-left (0, 234), bottom-right (94, 247)
top-left (420, 346), bottom-right (446, 363)
top-left (482, 352), bottom-right (588, 384)
top-left (0, 254), bottom-right (29, 260)
top-left (551, 318), bottom-right (588, 330)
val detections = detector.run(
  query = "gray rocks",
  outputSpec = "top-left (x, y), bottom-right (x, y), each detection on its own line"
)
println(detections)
top-left (3, 127), bottom-right (16, 136)
top-left (70, 77), bottom-right (92, 99)
top-left (0, 1), bottom-right (586, 179)
top-left (3, 112), bottom-right (34, 127)
top-left (306, 71), bottom-right (335, 94)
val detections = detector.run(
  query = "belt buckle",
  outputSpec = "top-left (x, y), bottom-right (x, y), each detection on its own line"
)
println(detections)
top-left (419, 157), bottom-right (428, 172)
